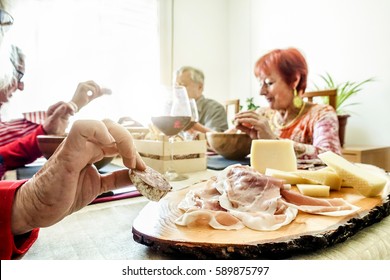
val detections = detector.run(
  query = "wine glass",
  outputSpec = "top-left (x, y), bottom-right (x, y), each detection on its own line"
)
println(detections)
top-left (182, 98), bottom-right (199, 140)
top-left (151, 85), bottom-right (192, 181)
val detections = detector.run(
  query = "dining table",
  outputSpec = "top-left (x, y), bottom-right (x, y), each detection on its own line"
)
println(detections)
top-left (8, 156), bottom-right (390, 260)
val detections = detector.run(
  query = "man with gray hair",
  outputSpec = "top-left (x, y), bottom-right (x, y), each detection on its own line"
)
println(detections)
top-left (175, 66), bottom-right (228, 133)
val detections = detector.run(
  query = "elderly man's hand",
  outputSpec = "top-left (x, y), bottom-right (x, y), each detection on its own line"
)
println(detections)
top-left (42, 101), bottom-right (74, 135)
top-left (11, 119), bottom-right (146, 235)
top-left (70, 80), bottom-right (112, 111)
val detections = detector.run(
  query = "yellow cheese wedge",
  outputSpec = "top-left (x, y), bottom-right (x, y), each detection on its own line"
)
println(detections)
top-left (250, 139), bottom-right (297, 174)
top-left (319, 166), bottom-right (352, 187)
top-left (293, 169), bottom-right (342, 191)
top-left (265, 168), bottom-right (311, 184)
top-left (318, 151), bottom-right (386, 197)
top-left (296, 184), bottom-right (330, 197)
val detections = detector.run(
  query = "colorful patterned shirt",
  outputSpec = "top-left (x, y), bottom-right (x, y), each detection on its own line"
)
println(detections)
top-left (259, 103), bottom-right (341, 160)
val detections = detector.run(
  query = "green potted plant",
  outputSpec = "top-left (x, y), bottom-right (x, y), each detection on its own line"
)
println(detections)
top-left (313, 73), bottom-right (374, 146)
top-left (240, 97), bottom-right (260, 111)
top-left (314, 73), bottom-right (374, 115)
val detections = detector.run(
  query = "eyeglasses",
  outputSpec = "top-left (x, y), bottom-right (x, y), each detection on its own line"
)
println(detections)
top-left (258, 78), bottom-right (275, 88)
top-left (14, 68), bottom-right (24, 83)
top-left (0, 9), bottom-right (14, 32)
top-left (10, 59), bottom-right (24, 83)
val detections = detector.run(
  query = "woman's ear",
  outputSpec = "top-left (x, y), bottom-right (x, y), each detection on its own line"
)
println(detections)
top-left (291, 74), bottom-right (300, 91)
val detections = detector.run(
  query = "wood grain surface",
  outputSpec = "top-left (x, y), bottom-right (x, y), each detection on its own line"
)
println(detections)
top-left (132, 180), bottom-right (390, 259)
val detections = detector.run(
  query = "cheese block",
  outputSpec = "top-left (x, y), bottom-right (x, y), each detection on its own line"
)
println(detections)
top-left (265, 168), bottom-right (311, 184)
top-left (320, 166), bottom-right (352, 187)
top-left (318, 151), bottom-right (386, 197)
top-left (296, 184), bottom-right (330, 197)
top-left (317, 166), bottom-right (353, 187)
top-left (251, 139), bottom-right (297, 174)
top-left (293, 169), bottom-right (342, 191)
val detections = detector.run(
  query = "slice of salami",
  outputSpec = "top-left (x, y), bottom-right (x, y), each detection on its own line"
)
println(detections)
top-left (129, 167), bottom-right (172, 201)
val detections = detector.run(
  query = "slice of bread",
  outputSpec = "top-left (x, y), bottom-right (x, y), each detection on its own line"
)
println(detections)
top-left (129, 167), bottom-right (172, 201)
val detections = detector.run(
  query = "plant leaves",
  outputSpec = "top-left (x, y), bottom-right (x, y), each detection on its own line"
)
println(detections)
top-left (313, 74), bottom-right (374, 115)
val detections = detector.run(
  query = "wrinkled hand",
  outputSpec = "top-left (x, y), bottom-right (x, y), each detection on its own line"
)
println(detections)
top-left (234, 110), bottom-right (277, 139)
top-left (70, 80), bottom-right (112, 111)
top-left (42, 101), bottom-right (75, 135)
top-left (11, 119), bottom-right (146, 235)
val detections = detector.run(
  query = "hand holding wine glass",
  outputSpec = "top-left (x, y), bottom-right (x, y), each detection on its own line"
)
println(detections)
top-left (151, 86), bottom-right (192, 181)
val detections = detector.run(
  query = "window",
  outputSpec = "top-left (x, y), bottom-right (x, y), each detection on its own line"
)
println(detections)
top-left (5, 0), bottom-right (168, 126)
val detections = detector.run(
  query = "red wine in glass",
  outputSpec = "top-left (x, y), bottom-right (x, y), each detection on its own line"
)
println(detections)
top-left (151, 116), bottom-right (191, 136)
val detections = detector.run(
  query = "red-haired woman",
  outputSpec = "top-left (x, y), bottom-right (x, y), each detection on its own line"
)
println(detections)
top-left (234, 47), bottom-right (341, 161)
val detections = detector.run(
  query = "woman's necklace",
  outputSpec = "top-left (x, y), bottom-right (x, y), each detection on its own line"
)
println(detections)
top-left (273, 102), bottom-right (306, 129)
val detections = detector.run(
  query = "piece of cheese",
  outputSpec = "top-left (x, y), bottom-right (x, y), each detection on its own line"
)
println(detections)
top-left (251, 139), bottom-right (297, 174)
top-left (293, 169), bottom-right (342, 191)
top-left (318, 151), bottom-right (386, 197)
top-left (319, 166), bottom-right (352, 187)
top-left (265, 168), bottom-right (311, 184)
top-left (296, 184), bottom-right (330, 197)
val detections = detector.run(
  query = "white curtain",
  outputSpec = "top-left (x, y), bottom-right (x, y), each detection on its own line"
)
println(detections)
top-left (3, 0), bottom-right (164, 126)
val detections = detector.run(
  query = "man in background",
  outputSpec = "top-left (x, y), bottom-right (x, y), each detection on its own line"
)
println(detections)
top-left (175, 66), bottom-right (228, 133)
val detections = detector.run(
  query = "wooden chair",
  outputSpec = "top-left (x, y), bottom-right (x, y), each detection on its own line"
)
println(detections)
top-left (225, 99), bottom-right (240, 115)
top-left (302, 89), bottom-right (348, 146)
top-left (225, 99), bottom-right (240, 127)
top-left (302, 89), bottom-right (337, 110)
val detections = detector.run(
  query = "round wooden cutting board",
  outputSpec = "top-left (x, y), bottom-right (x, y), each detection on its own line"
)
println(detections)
top-left (132, 180), bottom-right (390, 259)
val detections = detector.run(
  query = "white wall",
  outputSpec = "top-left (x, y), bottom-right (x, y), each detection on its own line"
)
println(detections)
top-left (248, 0), bottom-right (390, 147)
top-left (228, 0), bottom-right (253, 104)
top-left (172, 0), bottom-right (229, 104)
top-left (174, 0), bottom-right (390, 147)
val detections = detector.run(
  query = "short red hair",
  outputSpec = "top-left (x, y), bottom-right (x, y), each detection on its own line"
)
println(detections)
top-left (254, 48), bottom-right (308, 93)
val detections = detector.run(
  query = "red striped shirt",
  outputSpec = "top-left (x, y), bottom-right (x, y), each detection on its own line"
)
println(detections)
top-left (0, 119), bottom-right (40, 146)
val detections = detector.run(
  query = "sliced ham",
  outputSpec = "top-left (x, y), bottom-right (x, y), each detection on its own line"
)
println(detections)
top-left (215, 165), bottom-right (298, 230)
top-left (218, 165), bottom-right (284, 212)
top-left (178, 178), bottom-right (224, 211)
top-left (175, 209), bottom-right (245, 230)
top-left (175, 165), bottom-right (360, 231)
top-left (280, 189), bottom-right (360, 216)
